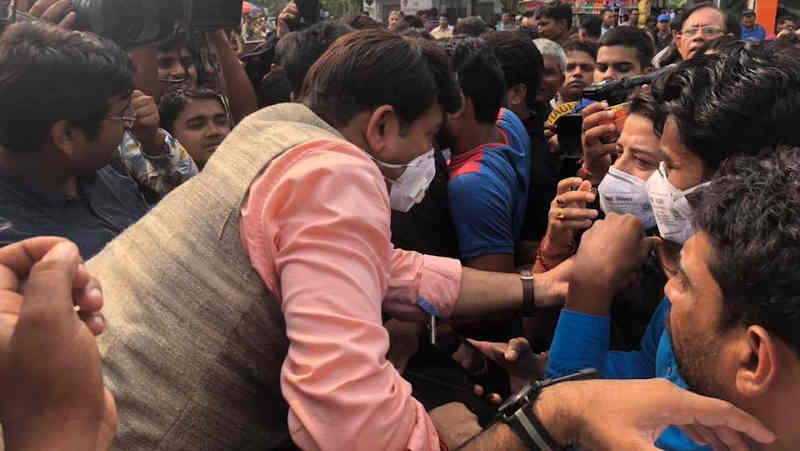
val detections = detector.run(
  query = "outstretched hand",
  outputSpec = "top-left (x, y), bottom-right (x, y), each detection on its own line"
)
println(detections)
top-left (468, 337), bottom-right (548, 404)
top-left (20, 0), bottom-right (77, 28)
top-left (543, 378), bottom-right (776, 451)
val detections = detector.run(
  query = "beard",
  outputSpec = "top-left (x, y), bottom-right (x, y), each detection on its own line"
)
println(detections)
top-left (666, 313), bottom-right (728, 399)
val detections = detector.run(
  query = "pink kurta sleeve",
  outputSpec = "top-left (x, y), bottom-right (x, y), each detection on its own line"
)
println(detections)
top-left (240, 139), bottom-right (452, 451)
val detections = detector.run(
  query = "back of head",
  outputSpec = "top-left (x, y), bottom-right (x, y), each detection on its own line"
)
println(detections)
top-left (454, 16), bottom-right (489, 37)
top-left (533, 38), bottom-right (567, 72)
top-left (276, 21), bottom-right (353, 95)
top-left (654, 40), bottom-right (800, 172)
top-left (449, 37), bottom-right (505, 123)
top-left (695, 146), bottom-right (800, 356)
top-left (402, 15), bottom-right (425, 29)
top-left (398, 28), bottom-right (435, 40)
top-left (486, 31), bottom-right (544, 108)
top-left (580, 15), bottom-right (603, 39)
top-left (535, 2), bottom-right (572, 24)
top-left (597, 25), bottom-right (655, 69)
top-left (300, 29), bottom-right (462, 127)
top-left (0, 22), bottom-right (134, 154)
top-left (340, 13), bottom-right (382, 30)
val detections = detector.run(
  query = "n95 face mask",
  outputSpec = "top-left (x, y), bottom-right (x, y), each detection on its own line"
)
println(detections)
top-left (374, 150), bottom-right (437, 213)
top-left (646, 162), bottom-right (710, 245)
top-left (598, 166), bottom-right (656, 230)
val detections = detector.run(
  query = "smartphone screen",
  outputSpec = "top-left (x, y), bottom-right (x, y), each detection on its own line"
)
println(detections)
top-left (556, 113), bottom-right (583, 159)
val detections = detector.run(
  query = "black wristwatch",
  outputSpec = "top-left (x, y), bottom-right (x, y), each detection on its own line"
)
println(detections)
top-left (496, 368), bottom-right (598, 450)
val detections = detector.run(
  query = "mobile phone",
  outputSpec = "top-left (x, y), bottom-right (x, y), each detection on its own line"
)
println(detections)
top-left (607, 101), bottom-right (631, 132)
top-left (556, 113), bottom-right (583, 159)
top-left (453, 335), bottom-right (512, 399)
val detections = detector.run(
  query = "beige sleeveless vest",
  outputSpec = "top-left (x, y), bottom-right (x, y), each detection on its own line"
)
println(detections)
top-left (87, 103), bottom-right (345, 450)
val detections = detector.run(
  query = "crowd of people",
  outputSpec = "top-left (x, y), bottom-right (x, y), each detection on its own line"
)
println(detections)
top-left (1, 0), bottom-right (800, 450)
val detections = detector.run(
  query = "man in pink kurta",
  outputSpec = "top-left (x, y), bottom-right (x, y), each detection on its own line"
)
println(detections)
top-left (241, 138), bottom-right (460, 450)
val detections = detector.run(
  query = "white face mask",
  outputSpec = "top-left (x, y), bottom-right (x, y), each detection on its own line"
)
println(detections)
top-left (646, 162), bottom-right (710, 245)
top-left (598, 166), bottom-right (656, 230)
top-left (373, 150), bottom-right (437, 213)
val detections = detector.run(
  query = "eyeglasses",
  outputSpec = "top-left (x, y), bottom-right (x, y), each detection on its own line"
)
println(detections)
top-left (107, 114), bottom-right (137, 129)
top-left (681, 26), bottom-right (724, 38)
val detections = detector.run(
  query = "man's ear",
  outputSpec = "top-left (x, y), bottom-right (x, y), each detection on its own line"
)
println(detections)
top-left (451, 94), bottom-right (468, 120)
top-left (734, 326), bottom-right (778, 398)
top-left (364, 105), bottom-right (399, 158)
top-left (49, 120), bottom-right (82, 158)
top-left (508, 83), bottom-right (528, 106)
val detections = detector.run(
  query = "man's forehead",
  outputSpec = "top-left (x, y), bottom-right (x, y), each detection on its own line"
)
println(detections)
top-left (567, 50), bottom-right (594, 62)
top-left (680, 232), bottom-right (722, 295)
top-left (597, 45), bottom-right (639, 64)
top-left (683, 8), bottom-right (725, 28)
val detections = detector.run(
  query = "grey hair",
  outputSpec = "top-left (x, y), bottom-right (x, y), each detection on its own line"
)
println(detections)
top-left (533, 38), bottom-right (567, 74)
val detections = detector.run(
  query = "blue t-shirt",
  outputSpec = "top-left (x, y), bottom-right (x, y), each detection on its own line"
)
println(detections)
top-left (447, 109), bottom-right (532, 259)
top-left (741, 23), bottom-right (766, 40)
top-left (546, 298), bottom-right (711, 450)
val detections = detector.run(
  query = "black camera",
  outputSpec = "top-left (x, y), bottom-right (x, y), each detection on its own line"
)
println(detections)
top-left (581, 63), bottom-right (678, 104)
top-left (1, 0), bottom-right (243, 50)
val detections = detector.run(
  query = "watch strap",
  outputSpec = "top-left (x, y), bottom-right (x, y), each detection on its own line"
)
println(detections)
top-left (520, 269), bottom-right (535, 316)
top-left (506, 405), bottom-right (563, 451)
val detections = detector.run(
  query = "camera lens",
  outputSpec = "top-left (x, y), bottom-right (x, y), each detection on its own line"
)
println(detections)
top-left (71, 0), bottom-right (178, 50)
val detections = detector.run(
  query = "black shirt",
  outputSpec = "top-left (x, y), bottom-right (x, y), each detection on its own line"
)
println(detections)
top-left (390, 151), bottom-right (460, 259)
top-left (0, 165), bottom-right (150, 258)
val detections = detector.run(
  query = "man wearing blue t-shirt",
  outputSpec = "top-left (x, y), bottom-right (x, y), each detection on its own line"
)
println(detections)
top-left (740, 9), bottom-right (766, 40)
top-left (440, 38), bottom-right (531, 274)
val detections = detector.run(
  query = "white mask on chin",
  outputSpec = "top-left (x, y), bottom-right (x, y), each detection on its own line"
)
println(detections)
top-left (373, 150), bottom-right (437, 213)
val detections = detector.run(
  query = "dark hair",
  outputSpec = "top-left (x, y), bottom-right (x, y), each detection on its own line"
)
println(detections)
top-left (300, 29), bottom-right (462, 128)
top-left (694, 147), bottom-right (800, 356)
top-left (653, 40), bottom-right (800, 174)
top-left (158, 30), bottom-right (191, 53)
top-left (535, 2), bottom-right (572, 25)
top-left (580, 15), bottom-right (603, 39)
top-left (296, 0), bottom-right (321, 25)
top-left (450, 37), bottom-right (505, 123)
top-left (340, 13), bottom-right (382, 29)
top-left (486, 31), bottom-right (543, 109)
top-left (159, 87), bottom-right (227, 133)
top-left (454, 16), bottom-right (490, 37)
top-left (276, 21), bottom-right (353, 94)
top-left (563, 39), bottom-right (598, 60)
top-left (258, 67), bottom-right (292, 107)
top-left (398, 28), bottom-right (435, 40)
top-left (694, 34), bottom-right (738, 56)
top-left (0, 22), bottom-right (134, 153)
top-left (597, 25), bottom-right (655, 69)
top-left (627, 92), bottom-right (664, 134)
top-left (402, 15), bottom-right (425, 29)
